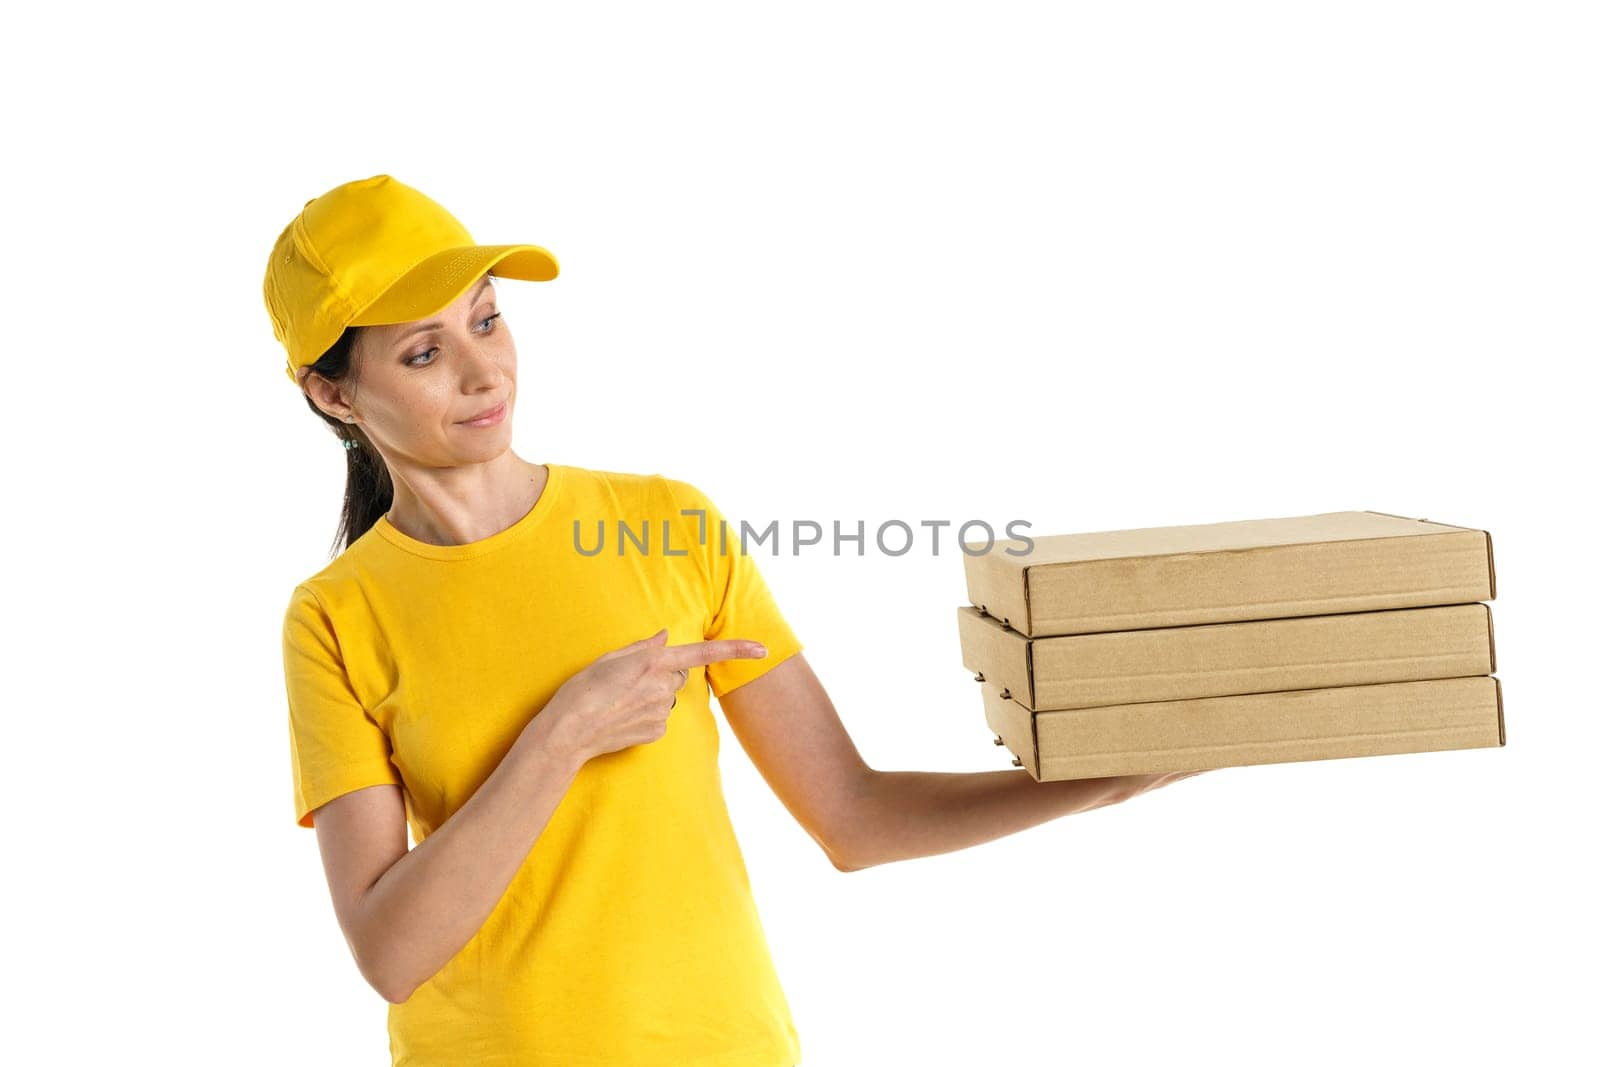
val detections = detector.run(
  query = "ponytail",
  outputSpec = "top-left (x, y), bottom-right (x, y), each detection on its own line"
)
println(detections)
top-left (299, 326), bottom-right (394, 557)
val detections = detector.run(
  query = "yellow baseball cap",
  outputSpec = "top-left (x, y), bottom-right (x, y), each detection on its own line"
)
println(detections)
top-left (263, 173), bottom-right (559, 384)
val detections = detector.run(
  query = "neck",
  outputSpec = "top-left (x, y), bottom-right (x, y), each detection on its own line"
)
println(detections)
top-left (384, 451), bottom-right (549, 548)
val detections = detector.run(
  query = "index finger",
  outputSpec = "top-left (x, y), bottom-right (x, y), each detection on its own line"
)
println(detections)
top-left (661, 639), bottom-right (769, 669)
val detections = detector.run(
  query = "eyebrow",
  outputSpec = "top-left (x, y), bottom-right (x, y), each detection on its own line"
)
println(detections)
top-left (393, 276), bottom-right (496, 342)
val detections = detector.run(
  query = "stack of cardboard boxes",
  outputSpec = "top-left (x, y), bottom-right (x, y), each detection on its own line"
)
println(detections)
top-left (959, 511), bottom-right (1504, 780)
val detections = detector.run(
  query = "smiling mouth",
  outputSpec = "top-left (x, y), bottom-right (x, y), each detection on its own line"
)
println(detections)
top-left (459, 401), bottom-right (507, 425)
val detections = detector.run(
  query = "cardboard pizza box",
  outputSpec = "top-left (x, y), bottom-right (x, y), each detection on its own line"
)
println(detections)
top-left (961, 510), bottom-right (1494, 638)
top-left (983, 675), bottom-right (1505, 781)
top-left (957, 602), bottom-right (1495, 710)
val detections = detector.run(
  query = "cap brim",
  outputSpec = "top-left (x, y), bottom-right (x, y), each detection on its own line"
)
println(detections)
top-left (350, 243), bottom-right (559, 327)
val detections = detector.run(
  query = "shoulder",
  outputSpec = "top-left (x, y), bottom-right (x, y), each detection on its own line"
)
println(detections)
top-left (282, 527), bottom-right (391, 633)
top-left (561, 463), bottom-right (707, 512)
top-left (280, 576), bottom-right (351, 637)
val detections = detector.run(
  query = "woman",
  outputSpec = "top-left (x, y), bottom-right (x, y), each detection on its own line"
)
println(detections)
top-left (266, 174), bottom-right (1203, 1067)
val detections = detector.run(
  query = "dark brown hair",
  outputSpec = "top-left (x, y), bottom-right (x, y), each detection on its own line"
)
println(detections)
top-left (301, 326), bottom-right (393, 557)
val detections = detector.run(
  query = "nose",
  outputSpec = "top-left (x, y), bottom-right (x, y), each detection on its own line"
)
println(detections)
top-left (455, 334), bottom-right (506, 390)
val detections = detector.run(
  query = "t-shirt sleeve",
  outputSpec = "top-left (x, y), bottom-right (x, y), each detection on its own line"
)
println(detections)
top-left (281, 583), bottom-right (404, 829)
top-left (667, 479), bottom-right (805, 699)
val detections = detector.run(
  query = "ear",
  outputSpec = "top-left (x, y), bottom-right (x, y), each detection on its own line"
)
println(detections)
top-left (298, 368), bottom-right (354, 422)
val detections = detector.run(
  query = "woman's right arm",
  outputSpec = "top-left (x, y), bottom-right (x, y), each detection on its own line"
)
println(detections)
top-left (313, 706), bottom-right (585, 1004)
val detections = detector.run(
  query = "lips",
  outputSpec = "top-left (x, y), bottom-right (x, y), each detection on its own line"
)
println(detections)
top-left (459, 400), bottom-right (506, 424)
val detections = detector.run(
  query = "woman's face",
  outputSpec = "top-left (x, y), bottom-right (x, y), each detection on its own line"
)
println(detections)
top-left (314, 273), bottom-right (517, 465)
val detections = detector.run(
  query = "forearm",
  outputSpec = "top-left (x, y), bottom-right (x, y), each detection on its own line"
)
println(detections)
top-left (836, 767), bottom-right (1159, 871)
top-left (352, 711), bottom-right (585, 1003)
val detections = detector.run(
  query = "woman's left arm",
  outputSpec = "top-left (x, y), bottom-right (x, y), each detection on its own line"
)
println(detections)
top-left (717, 653), bottom-right (1205, 873)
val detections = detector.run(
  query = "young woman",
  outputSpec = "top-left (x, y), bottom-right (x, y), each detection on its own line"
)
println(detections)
top-left (266, 173), bottom-right (1203, 1067)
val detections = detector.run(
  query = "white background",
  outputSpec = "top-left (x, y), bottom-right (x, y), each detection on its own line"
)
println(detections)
top-left (5, 2), bottom-right (1595, 1064)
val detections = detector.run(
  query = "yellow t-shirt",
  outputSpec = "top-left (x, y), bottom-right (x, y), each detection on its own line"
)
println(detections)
top-left (281, 463), bottom-right (805, 1067)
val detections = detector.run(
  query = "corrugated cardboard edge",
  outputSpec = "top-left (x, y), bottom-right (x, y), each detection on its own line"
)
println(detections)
top-left (964, 550), bottom-right (1032, 632)
top-left (1485, 529), bottom-right (1497, 600)
top-left (1495, 676), bottom-right (1505, 746)
top-left (1024, 573), bottom-right (1034, 635)
top-left (956, 606), bottom-right (1036, 705)
top-left (1483, 603), bottom-right (1497, 674)
top-left (1029, 704), bottom-right (1040, 777)
top-left (1023, 635), bottom-right (1037, 708)
top-left (1007, 562), bottom-right (1033, 635)
top-left (980, 682), bottom-right (1041, 779)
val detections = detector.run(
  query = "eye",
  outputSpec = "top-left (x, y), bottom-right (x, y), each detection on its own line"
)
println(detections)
top-left (401, 312), bottom-right (502, 368)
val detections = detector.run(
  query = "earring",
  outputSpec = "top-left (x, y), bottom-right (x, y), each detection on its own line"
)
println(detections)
top-left (342, 439), bottom-right (358, 451)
